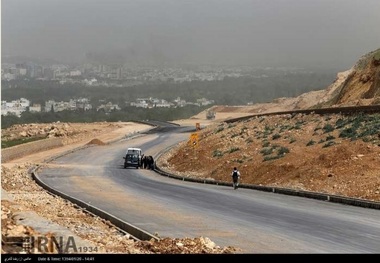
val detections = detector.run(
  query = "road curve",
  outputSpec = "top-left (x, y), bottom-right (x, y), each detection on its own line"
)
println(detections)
top-left (38, 124), bottom-right (380, 253)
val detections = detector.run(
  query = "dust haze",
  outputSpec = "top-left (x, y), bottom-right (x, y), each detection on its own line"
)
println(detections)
top-left (2, 0), bottom-right (380, 70)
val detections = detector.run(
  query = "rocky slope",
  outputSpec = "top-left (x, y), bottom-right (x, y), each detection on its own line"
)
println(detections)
top-left (318, 48), bottom-right (380, 107)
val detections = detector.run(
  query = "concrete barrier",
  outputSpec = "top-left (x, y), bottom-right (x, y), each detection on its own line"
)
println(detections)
top-left (154, 158), bottom-right (380, 211)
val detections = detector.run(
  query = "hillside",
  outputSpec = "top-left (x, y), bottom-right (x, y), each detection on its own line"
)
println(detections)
top-left (162, 48), bottom-right (380, 201)
top-left (319, 48), bottom-right (380, 107)
top-left (161, 112), bottom-right (380, 201)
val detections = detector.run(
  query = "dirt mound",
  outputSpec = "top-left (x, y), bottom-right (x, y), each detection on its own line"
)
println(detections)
top-left (87, 138), bottom-right (106, 145)
top-left (136, 236), bottom-right (238, 254)
top-left (1, 122), bottom-right (122, 143)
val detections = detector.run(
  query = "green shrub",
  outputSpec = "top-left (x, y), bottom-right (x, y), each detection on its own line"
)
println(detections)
top-left (263, 155), bottom-right (283, 162)
top-left (358, 124), bottom-right (380, 137)
top-left (322, 141), bottom-right (336, 148)
top-left (245, 138), bottom-right (253, 143)
top-left (215, 126), bottom-right (224, 133)
top-left (1, 137), bottom-right (46, 149)
top-left (272, 133), bottom-right (281, 140)
top-left (335, 118), bottom-right (348, 129)
top-left (279, 125), bottom-right (291, 132)
top-left (306, 140), bottom-right (315, 146)
top-left (323, 123), bottom-right (334, 133)
top-left (278, 147), bottom-right (290, 155)
top-left (362, 137), bottom-right (372, 142)
top-left (339, 127), bottom-right (357, 138)
top-left (228, 147), bottom-right (240, 153)
top-left (231, 133), bottom-right (239, 138)
top-left (260, 147), bottom-right (273, 156)
top-left (212, 150), bottom-right (223, 157)
top-left (264, 125), bottom-right (273, 136)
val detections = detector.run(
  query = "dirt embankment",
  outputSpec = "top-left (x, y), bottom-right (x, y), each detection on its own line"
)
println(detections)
top-left (160, 112), bottom-right (380, 201)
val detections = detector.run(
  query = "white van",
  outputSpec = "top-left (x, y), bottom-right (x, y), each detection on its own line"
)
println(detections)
top-left (123, 147), bottom-right (142, 169)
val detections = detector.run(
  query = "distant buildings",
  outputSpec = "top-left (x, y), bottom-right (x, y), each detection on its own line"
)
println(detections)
top-left (2, 60), bottom-right (247, 84)
top-left (1, 60), bottom-right (221, 117)
top-left (44, 98), bottom-right (92, 112)
top-left (96, 102), bottom-right (121, 112)
top-left (1, 96), bottom-right (214, 117)
top-left (129, 98), bottom-right (173, 108)
top-left (1, 98), bottom-right (30, 117)
top-left (29, 104), bottom-right (42, 113)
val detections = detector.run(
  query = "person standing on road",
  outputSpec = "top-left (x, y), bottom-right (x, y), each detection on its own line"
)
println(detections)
top-left (231, 167), bottom-right (241, 189)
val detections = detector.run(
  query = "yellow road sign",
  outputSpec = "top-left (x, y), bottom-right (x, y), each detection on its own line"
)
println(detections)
top-left (189, 133), bottom-right (199, 147)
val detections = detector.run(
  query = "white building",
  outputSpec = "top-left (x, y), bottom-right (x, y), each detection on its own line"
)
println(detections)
top-left (131, 99), bottom-right (149, 108)
top-left (70, 70), bottom-right (82, 76)
top-left (173, 97), bottom-right (187, 107)
top-left (97, 102), bottom-right (121, 112)
top-left (197, 98), bottom-right (215, 106)
top-left (19, 68), bottom-right (27, 76)
top-left (1, 98), bottom-right (30, 117)
top-left (154, 99), bottom-right (172, 108)
top-left (2, 73), bottom-right (16, 81)
top-left (75, 98), bottom-right (92, 111)
top-left (29, 104), bottom-right (42, 113)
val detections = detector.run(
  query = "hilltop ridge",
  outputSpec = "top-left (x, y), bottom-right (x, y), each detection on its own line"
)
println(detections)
top-left (188, 48), bottom-right (380, 121)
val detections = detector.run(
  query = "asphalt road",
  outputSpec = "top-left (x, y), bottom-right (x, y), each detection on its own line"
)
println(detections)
top-left (38, 124), bottom-right (380, 253)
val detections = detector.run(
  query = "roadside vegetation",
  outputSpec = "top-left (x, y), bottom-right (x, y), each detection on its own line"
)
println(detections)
top-left (1, 136), bottom-right (46, 149)
top-left (209, 112), bottom-right (380, 163)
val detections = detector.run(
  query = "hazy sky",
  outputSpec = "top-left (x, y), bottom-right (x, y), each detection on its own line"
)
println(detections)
top-left (2, 0), bottom-right (380, 69)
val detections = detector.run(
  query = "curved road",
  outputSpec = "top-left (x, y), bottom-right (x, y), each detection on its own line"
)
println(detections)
top-left (38, 124), bottom-right (380, 253)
